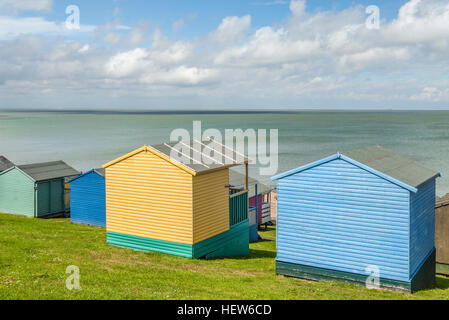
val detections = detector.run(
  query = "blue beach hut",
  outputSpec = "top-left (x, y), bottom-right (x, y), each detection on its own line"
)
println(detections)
top-left (272, 145), bottom-right (441, 293)
top-left (69, 168), bottom-right (106, 227)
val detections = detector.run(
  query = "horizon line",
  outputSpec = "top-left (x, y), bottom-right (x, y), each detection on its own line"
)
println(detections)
top-left (2, 107), bottom-right (449, 114)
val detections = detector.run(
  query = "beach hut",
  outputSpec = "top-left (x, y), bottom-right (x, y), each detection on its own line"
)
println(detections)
top-left (0, 156), bottom-right (14, 173)
top-left (69, 168), bottom-right (106, 227)
top-left (436, 194), bottom-right (449, 276)
top-left (272, 146), bottom-right (440, 293)
top-left (103, 140), bottom-right (251, 259)
top-left (0, 161), bottom-right (80, 218)
top-left (229, 170), bottom-right (272, 242)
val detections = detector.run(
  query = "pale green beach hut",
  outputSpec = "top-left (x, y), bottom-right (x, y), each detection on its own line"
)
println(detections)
top-left (0, 161), bottom-right (80, 218)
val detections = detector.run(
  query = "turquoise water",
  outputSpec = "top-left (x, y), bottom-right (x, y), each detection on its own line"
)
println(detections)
top-left (1, 111), bottom-right (449, 196)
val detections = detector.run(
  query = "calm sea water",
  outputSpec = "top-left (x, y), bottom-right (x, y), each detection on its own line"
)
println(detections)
top-left (1, 111), bottom-right (448, 196)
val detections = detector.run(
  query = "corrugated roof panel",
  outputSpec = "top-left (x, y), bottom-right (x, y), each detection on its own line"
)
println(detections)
top-left (18, 161), bottom-right (80, 181)
top-left (150, 139), bottom-right (250, 174)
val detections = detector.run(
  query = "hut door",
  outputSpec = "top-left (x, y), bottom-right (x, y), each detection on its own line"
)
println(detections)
top-left (37, 181), bottom-right (51, 217)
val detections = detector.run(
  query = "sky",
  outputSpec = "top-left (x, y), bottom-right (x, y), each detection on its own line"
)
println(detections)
top-left (0, 0), bottom-right (448, 110)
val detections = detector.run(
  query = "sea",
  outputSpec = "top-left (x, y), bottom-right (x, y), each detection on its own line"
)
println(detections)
top-left (1, 110), bottom-right (448, 196)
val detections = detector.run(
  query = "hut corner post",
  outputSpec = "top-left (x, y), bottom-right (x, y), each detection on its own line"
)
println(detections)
top-left (245, 163), bottom-right (249, 191)
top-left (246, 162), bottom-right (250, 213)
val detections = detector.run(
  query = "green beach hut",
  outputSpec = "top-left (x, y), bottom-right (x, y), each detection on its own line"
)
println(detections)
top-left (0, 161), bottom-right (80, 218)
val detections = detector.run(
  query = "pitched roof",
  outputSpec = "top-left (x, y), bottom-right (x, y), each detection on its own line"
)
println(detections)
top-left (68, 168), bottom-right (105, 183)
top-left (103, 139), bottom-right (250, 176)
top-left (343, 146), bottom-right (440, 189)
top-left (229, 170), bottom-right (272, 196)
top-left (229, 169), bottom-right (257, 186)
top-left (272, 145), bottom-right (440, 193)
top-left (436, 193), bottom-right (449, 208)
top-left (18, 161), bottom-right (80, 182)
top-left (0, 156), bottom-right (14, 172)
top-left (94, 168), bottom-right (105, 177)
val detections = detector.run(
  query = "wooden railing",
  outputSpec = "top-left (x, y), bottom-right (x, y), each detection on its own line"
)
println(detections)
top-left (229, 190), bottom-right (248, 227)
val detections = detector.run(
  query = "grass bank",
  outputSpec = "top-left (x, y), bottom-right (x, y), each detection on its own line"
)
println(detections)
top-left (1, 213), bottom-right (449, 300)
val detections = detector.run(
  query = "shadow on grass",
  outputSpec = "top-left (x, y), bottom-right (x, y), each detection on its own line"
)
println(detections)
top-left (435, 275), bottom-right (449, 290)
top-left (205, 249), bottom-right (276, 261)
top-left (248, 249), bottom-right (276, 259)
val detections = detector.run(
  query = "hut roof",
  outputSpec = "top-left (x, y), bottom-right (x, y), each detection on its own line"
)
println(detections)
top-left (18, 161), bottom-right (80, 182)
top-left (94, 168), bottom-right (105, 177)
top-left (436, 193), bottom-right (449, 208)
top-left (273, 145), bottom-right (440, 193)
top-left (0, 156), bottom-right (14, 172)
top-left (343, 146), bottom-right (440, 189)
top-left (229, 170), bottom-right (272, 196)
top-left (68, 168), bottom-right (105, 183)
top-left (103, 139), bottom-right (250, 176)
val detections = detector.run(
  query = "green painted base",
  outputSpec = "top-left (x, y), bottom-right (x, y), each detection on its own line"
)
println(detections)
top-left (107, 232), bottom-right (193, 258)
top-left (436, 263), bottom-right (449, 277)
top-left (107, 220), bottom-right (250, 260)
top-left (276, 250), bottom-right (436, 293)
top-left (193, 220), bottom-right (249, 259)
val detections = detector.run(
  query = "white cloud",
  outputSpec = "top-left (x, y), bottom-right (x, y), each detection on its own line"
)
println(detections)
top-left (211, 15), bottom-right (251, 44)
top-left (289, 0), bottom-right (306, 17)
top-left (126, 23), bottom-right (150, 46)
top-left (411, 87), bottom-right (446, 102)
top-left (141, 66), bottom-right (217, 86)
top-left (0, 0), bottom-right (52, 13)
top-left (383, 0), bottom-right (449, 44)
top-left (172, 18), bottom-right (185, 33)
top-left (106, 48), bottom-right (149, 78)
top-left (1, 0), bottom-right (449, 109)
top-left (103, 33), bottom-right (121, 44)
top-left (338, 47), bottom-right (411, 73)
top-left (0, 16), bottom-right (96, 40)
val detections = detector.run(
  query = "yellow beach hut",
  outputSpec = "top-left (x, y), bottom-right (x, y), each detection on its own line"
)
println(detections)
top-left (103, 140), bottom-right (251, 259)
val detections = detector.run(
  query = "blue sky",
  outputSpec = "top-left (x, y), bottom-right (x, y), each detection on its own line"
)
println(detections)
top-left (0, 0), bottom-right (448, 110)
top-left (39, 0), bottom-right (407, 39)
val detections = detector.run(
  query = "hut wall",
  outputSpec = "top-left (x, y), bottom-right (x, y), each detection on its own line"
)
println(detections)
top-left (276, 158), bottom-right (411, 282)
top-left (105, 149), bottom-right (194, 245)
top-left (0, 168), bottom-right (35, 217)
top-left (271, 191), bottom-right (277, 223)
top-left (436, 201), bottom-right (449, 265)
top-left (70, 171), bottom-right (106, 227)
top-left (409, 179), bottom-right (436, 278)
top-left (192, 169), bottom-right (230, 244)
top-left (249, 194), bottom-right (263, 225)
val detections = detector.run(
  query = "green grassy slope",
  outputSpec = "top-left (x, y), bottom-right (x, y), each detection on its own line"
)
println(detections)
top-left (0, 213), bottom-right (449, 300)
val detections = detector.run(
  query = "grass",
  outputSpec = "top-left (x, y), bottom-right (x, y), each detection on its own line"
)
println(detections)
top-left (1, 213), bottom-right (449, 300)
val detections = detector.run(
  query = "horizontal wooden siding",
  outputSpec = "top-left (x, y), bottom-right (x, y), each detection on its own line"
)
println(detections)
top-left (106, 150), bottom-right (194, 245)
top-left (192, 169), bottom-right (229, 244)
top-left (70, 171), bottom-right (106, 227)
top-left (410, 179), bottom-right (436, 278)
top-left (276, 158), bottom-right (411, 282)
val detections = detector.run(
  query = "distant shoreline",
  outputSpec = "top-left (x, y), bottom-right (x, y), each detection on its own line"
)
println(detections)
top-left (1, 109), bottom-right (449, 115)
